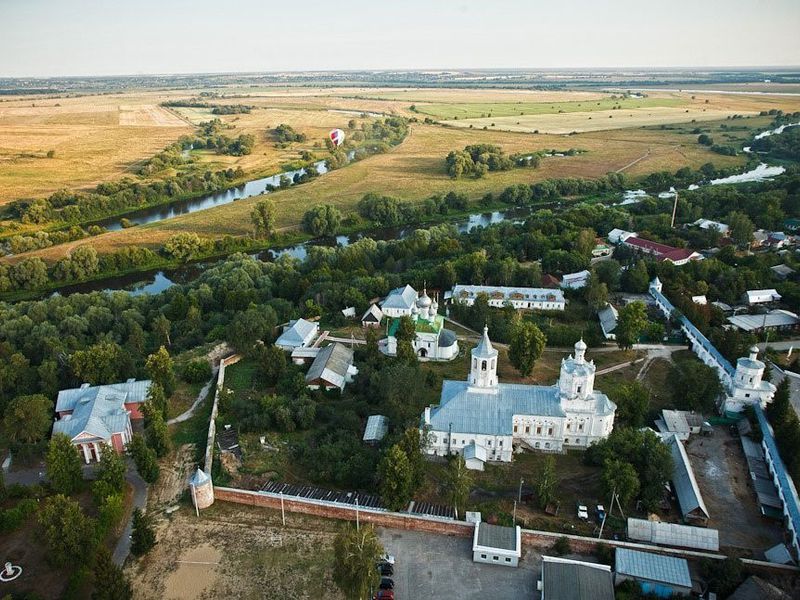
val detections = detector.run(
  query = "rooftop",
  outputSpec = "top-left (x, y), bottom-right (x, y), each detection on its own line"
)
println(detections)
top-left (276, 318), bottom-right (318, 348)
top-left (363, 415), bottom-right (388, 442)
top-left (382, 284), bottom-right (417, 310)
top-left (541, 556), bottom-right (614, 600)
top-left (615, 548), bottom-right (691, 589)
top-left (667, 434), bottom-right (709, 521)
top-left (626, 518), bottom-right (719, 551)
top-left (728, 310), bottom-right (800, 332)
top-left (452, 284), bottom-right (565, 304)
top-left (475, 523), bottom-right (518, 551)
top-left (305, 343), bottom-right (354, 388)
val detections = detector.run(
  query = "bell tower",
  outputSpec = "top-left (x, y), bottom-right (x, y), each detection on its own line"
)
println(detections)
top-left (469, 326), bottom-right (499, 390)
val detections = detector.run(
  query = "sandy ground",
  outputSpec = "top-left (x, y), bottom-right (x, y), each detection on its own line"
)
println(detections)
top-left (148, 444), bottom-right (197, 508)
top-left (126, 502), bottom-right (343, 600)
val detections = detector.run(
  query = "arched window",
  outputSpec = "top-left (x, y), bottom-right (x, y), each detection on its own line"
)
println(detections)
top-left (482, 360), bottom-right (487, 371)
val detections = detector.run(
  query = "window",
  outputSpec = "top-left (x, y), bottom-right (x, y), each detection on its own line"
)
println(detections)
top-left (548, 427), bottom-right (553, 436)
top-left (545, 442), bottom-right (550, 449)
top-left (535, 442), bottom-right (540, 448)
top-left (525, 426), bottom-right (530, 434)
top-left (481, 554), bottom-right (487, 559)
top-left (578, 423), bottom-right (584, 432)
top-left (745, 393), bottom-right (750, 398)
top-left (577, 385), bottom-right (582, 394)
top-left (566, 423), bottom-right (571, 431)
top-left (505, 557), bottom-right (512, 563)
top-left (499, 440), bottom-right (503, 447)
top-left (482, 360), bottom-right (487, 371)
top-left (492, 556), bottom-right (499, 561)
top-left (488, 440), bottom-right (492, 446)
top-left (513, 425), bottom-right (517, 433)
top-left (462, 439), bottom-right (465, 444)
top-left (536, 426), bottom-right (542, 435)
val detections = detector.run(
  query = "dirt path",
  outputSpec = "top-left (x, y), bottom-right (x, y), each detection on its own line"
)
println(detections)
top-left (615, 148), bottom-right (651, 173)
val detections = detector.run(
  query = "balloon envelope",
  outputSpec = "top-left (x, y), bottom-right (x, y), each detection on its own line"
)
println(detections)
top-left (329, 128), bottom-right (345, 147)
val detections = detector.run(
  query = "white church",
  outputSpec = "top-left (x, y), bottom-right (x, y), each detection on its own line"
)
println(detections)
top-left (421, 328), bottom-right (617, 469)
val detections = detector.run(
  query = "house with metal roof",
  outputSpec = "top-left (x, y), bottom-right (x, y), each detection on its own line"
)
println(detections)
top-left (363, 415), bottom-right (388, 445)
top-left (614, 548), bottom-right (692, 598)
top-left (361, 304), bottom-right (383, 328)
top-left (665, 434), bottom-right (709, 526)
top-left (771, 264), bottom-right (795, 280)
top-left (422, 331), bottom-right (616, 467)
top-left (622, 236), bottom-right (703, 266)
top-left (305, 343), bottom-right (358, 392)
top-left (539, 556), bottom-right (614, 600)
top-left (560, 270), bottom-right (591, 290)
top-left (597, 304), bottom-right (618, 340)
top-left (52, 379), bottom-right (150, 463)
top-left (744, 289), bottom-right (782, 305)
top-left (472, 522), bottom-right (521, 567)
top-left (451, 284), bottom-right (565, 311)
top-left (463, 441), bottom-right (487, 471)
top-left (608, 228), bottom-right (637, 244)
top-left (727, 309), bottom-right (800, 333)
top-left (380, 284), bottom-right (419, 317)
top-left (692, 218), bottom-right (730, 235)
top-left (275, 318), bottom-right (319, 351)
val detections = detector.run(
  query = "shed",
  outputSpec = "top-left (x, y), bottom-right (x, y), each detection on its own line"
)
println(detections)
top-left (539, 556), bottom-right (614, 600)
top-left (626, 518), bottom-right (719, 551)
top-left (560, 270), bottom-right (591, 290)
top-left (472, 523), bottom-right (521, 567)
top-left (361, 303), bottom-right (383, 327)
top-left (764, 542), bottom-right (794, 565)
top-left (666, 434), bottom-right (709, 525)
top-left (363, 415), bottom-right (388, 445)
top-left (771, 264), bottom-right (795, 280)
top-left (598, 304), bottom-right (619, 340)
top-left (744, 289), bottom-right (782, 305)
top-left (691, 295), bottom-right (707, 305)
top-left (614, 548), bottom-right (692, 598)
top-left (341, 306), bottom-right (356, 318)
top-left (275, 318), bottom-right (319, 351)
top-left (463, 441), bottom-right (487, 471)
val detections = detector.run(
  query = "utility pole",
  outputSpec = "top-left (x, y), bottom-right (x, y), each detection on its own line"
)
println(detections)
top-left (513, 500), bottom-right (517, 526)
top-left (518, 478), bottom-right (524, 503)
top-left (280, 491), bottom-right (285, 526)
top-left (670, 189), bottom-right (679, 228)
top-left (448, 423), bottom-right (452, 456)
top-left (356, 497), bottom-right (360, 531)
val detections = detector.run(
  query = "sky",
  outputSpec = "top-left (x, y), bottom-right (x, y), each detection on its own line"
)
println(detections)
top-left (1, 0), bottom-right (799, 77)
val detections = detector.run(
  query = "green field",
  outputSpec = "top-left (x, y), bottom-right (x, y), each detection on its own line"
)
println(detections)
top-left (415, 96), bottom-right (686, 120)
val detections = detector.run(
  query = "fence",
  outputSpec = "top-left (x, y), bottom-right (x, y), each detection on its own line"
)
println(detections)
top-left (202, 353), bottom-right (242, 476)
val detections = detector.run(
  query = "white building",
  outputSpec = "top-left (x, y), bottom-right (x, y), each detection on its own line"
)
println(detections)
top-left (597, 304), bottom-right (618, 340)
top-left (382, 288), bottom-right (459, 361)
top-left (560, 270), bottom-right (591, 290)
top-left (275, 318), bottom-right (319, 351)
top-left (723, 346), bottom-right (777, 413)
top-left (744, 289), bottom-right (782, 305)
top-left (421, 330), bottom-right (616, 469)
top-left (380, 284), bottom-right (418, 318)
top-left (692, 218), bottom-right (730, 235)
top-left (608, 228), bottom-right (637, 244)
top-left (472, 523), bottom-right (521, 568)
top-left (451, 284), bottom-right (565, 311)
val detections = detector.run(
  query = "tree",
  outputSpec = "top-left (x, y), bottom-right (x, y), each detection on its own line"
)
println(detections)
top-left (395, 316), bottom-right (416, 343)
top-left (93, 444), bottom-right (126, 500)
top-left (671, 359), bottom-right (722, 413)
top-left (397, 427), bottom-right (426, 490)
top-left (3, 393), bottom-right (52, 444)
top-left (621, 260), bottom-right (649, 293)
top-left (146, 382), bottom-right (168, 420)
top-left (575, 229), bottom-right (596, 258)
top-left (143, 403), bottom-right (170, 458)
top-left (256, 344), bottom-right (287, 386)
top-left (302, 204), bottom-right (343, 237)
top-left (46, 433), bottom-right (83, 495)
top-left (728, 211), bottom-right (755, 247)
top-left (130, 508), bottom-right (156, 556)
top-left (70, 340), bottom-right (123, 384)
top-left (601, 458), bottom-right (640, 508)
top-left (443, 454), bottom-right (473, 518)
top-left (616, 301), bottom-right (648, 350)
top-left (396, 339), bottom-right (418, 365)
top-left (536, 456), bottom-right (557, 509)
top-left (38, 494), bottom-right (96, 567)
top-left (146, 346), bottom-right (176, 396)
top-left (584, 277), bottom-right (609, 311)
top-left (129, 434), bottom-right (159, 484)
top-left (612, 382), bottom-right (650, 428)
top-left (152, 313), bottom-right (172, 347)
top-left (332, 524), bottom-right (383, 600)
top-left (509, 321), bottom-right (546, 377)
top-left (378, 444), bottom-right (414, 511)
top-left (251, 199), bottom-right (276, 239)
top-left (92, 547), bottom-right (132, 600)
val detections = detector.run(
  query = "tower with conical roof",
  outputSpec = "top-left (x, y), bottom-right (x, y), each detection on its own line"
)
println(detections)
top-left (723, 345), bottom-right (776, 412)
top-left (558, 339), bottom-right (596, 404)
top-left (469, 325), bottom-right (499, 390)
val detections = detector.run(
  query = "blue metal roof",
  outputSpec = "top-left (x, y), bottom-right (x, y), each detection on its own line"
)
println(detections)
top-left (615, 548), bottom-right (691, 589)
top-left (650, 287), bottom-right (735, 378)
top-left (754, 404), bottom-right (800, 542)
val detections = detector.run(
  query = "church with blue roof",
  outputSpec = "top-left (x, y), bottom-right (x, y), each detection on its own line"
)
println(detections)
top-left (421, 327), bottom-right (617, 469)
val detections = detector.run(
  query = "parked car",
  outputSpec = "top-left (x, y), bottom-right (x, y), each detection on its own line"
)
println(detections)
top-left (380, 577), bottom-right (394, 590)
top-left (577, 503), bottom-right (589, 521)
top-left (374, 589), bottom-right (394, 600)
top-left (596, 504), bottom-right (606, 523)
top-left (379, 553), bottom-right (396, 565)
top-left (378, 563), bottom-right (394, 577)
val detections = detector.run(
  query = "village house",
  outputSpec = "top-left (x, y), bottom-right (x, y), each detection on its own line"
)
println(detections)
top-left (727, 310), bottom-right (800, 334)
top-left (451, 284), bottom-right (566, 311)
top-left (560, 270), bottom-right (591, 290)
top-left (52, 379), bottom-right (151, 462)
top-left (692, 218), bottom-right (730, 235)
top-left (471, 523), bottom-right (522, 567)
top-left (361, 303), bottom-right (383, 328)
top-left (421, 330), bottom-right (616, 469)
top-left (615, 548), bottom-right (692, 597)
top-left (275, 318), bottom-right (319, 351)
top-left (597, 304), bottom-right (618, 340)
top-left (305, 343), bottom-right (358, 392)
top-left (539, 556), bottom-right (614, 600)
top-left (608, 228), bottom-right (637, 245)
top-left (743, 288), bottom-right (782, 305)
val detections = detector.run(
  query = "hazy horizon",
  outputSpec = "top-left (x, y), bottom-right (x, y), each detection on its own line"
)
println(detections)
top-left (1, 0), bottom-right (799, 78)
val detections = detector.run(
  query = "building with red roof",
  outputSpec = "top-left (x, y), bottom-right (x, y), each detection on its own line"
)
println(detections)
top-left (623, 236), bottom-right (703, 266)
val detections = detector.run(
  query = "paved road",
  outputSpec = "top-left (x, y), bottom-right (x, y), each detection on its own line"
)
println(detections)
top-left (113, 465), bottom-right (148, 566)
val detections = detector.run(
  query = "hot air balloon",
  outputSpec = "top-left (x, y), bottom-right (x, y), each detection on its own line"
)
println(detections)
top-left (329, 128), bottom-right (345, 147)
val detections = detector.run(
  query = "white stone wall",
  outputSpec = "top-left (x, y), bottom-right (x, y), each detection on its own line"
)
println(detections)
top-left (455, 297), bottom-right (565, 311)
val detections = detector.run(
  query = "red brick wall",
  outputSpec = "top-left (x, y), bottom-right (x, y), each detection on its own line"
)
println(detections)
top-left (125, 402), bottom-right (143, 420)
top-left (214, 487), bottom-right (472, 538)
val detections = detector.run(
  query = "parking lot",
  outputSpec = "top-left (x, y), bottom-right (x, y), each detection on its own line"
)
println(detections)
top-left (377, 527), bottom-right (540, 600)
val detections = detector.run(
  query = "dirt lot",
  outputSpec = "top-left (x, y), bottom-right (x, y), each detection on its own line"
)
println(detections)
top-left (127, 502), bottom-right (344, 599)
top-left (686, 428), bottom-right (783, 552)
